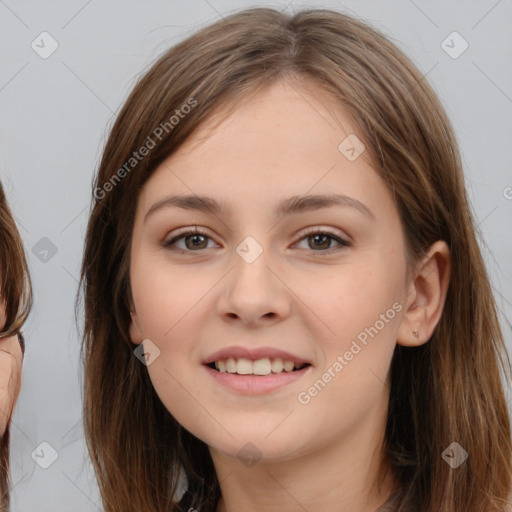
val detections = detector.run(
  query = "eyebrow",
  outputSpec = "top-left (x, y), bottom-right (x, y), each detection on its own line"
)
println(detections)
top-left (144, 193), bottom-right (374, 221)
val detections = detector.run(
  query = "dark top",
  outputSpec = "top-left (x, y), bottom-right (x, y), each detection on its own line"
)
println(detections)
top-left (375, 489), bottom-right (404, 512)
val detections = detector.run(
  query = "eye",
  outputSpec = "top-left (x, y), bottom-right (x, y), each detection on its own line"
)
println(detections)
top-left (294, 228), bottom-right (351, 254)
top-left (163, 227), bottom-right (216, 253)
top-left (162, 227), bottom-right (351, 255)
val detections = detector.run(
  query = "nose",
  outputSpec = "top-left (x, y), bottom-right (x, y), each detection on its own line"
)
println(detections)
top-left (216, 244), bottom-right (291, 327)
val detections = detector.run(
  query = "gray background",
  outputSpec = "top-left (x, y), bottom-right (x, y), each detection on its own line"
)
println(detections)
top-left (1, 0), bottom-right (511, 510)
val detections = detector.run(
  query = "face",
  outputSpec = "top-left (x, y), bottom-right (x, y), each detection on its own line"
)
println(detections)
top-left (129, 79), bottom-right (411, 464)
top-left (0, 273), bottom-right (23, 436)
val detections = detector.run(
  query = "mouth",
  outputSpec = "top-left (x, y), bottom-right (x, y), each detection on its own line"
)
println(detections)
top-left (205, 357), bottom-right (312, 376)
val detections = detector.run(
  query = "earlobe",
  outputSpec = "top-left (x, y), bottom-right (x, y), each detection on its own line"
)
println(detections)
top-left (396, 240), bottom-right (451, 347)
top-left (129, 311), bottom-right (145, 345)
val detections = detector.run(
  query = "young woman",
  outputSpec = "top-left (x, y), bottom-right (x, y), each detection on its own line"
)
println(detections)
top-left (0, 180), bottom-right (32, 511)
top-left (79, 7), bottom-right (512, 512)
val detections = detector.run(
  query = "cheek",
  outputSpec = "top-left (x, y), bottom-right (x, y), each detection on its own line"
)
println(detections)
top-left (132, 263), bottom-right (206, 427)
top-left (307, 263), bottom-right (403, 396)
top-left (131, 255), bottom-right (205, 340)
top-left (321, 264), bottom-right (401, 336)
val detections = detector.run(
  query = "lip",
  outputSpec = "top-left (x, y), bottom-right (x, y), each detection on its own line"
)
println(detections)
top-left (202, 346), bottom-right (311, 366)
top-left (203, 364), bottom-right (312, 395)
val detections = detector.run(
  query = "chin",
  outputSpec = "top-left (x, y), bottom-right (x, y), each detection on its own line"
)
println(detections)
top-left (202, 428), bottom-right (308, 465)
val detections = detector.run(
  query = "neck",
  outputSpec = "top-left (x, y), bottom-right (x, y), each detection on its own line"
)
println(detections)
top-left (210, 391), bottom-right (398, 512)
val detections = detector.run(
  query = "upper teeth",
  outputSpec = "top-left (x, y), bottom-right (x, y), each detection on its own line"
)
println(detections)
top-left (214, 357), bottom-right (304, 375)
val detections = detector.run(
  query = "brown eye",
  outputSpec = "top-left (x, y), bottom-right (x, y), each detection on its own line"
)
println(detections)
top-left (163, 229), bottom-right (215, 253)
top-left (295, 229), bottom-right (351, 254)
top-left (307, 233), bottom-right (332, 250)
top-left (183, 234), bottom-right (209, 250)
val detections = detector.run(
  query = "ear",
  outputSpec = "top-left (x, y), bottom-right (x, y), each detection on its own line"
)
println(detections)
top-left (129, 310), bottom-right (145, 345)
top-left (396, 240), bottom-right (451, 347)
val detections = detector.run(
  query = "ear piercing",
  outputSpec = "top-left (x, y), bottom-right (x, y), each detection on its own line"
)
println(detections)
top-left (412, 329), bottom-right (419, 338)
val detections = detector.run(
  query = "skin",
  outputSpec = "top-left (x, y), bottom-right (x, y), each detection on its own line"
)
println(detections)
top-left (129, 79), bottom-right (451, 512)
top-left (0, 298), bottom-right (23, 436)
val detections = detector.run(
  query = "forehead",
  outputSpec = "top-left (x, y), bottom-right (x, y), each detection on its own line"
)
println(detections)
top-left (137, 78), bottom-right (394, 221)
top-left (179, 78), bottom-right (362, 156)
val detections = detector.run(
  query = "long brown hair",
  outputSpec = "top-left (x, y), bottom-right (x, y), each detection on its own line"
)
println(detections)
top-left (0, 179), bottom-right (32, 511)
top-left (79, 7), bottom-right (512, 511)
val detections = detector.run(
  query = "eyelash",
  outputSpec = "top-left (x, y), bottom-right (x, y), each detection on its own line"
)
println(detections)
top-left (162, 227), bottom-right (351, 255)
